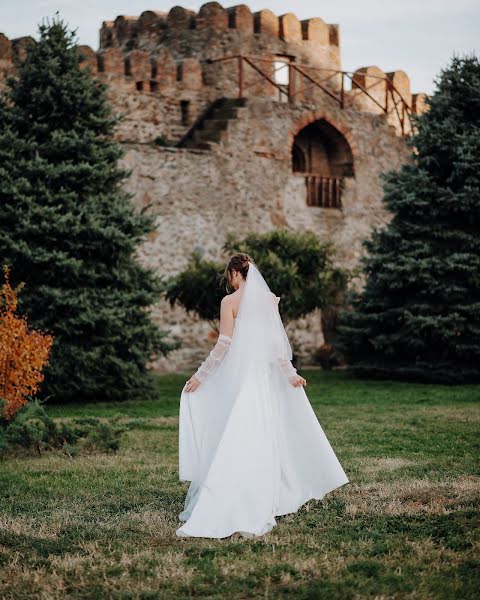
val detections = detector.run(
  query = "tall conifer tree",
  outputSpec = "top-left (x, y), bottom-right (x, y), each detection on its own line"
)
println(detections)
top-left (0, 18), bottom-right (177, 402)
top-left (337, 55), bottom-right (480, 383)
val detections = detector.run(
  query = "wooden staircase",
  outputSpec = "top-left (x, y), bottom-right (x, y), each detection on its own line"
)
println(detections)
top-left (178, 97), bottom-right (247, 150)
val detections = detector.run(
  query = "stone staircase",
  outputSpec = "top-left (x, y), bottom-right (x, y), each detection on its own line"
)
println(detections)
top-left (178, 97), bottom-right (247, 150)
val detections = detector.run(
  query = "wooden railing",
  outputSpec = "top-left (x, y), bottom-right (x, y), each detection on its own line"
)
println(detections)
top-left (303, 174), bottom-right (344, 208)
top-left (206, 55), bottom-right (415, 136)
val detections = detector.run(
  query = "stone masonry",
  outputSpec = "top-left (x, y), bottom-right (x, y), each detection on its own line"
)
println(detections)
top-left (0, 3), bottom-right (429, 372)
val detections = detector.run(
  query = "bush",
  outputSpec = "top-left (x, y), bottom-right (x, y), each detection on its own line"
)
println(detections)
top-left (0, 397), bottom-right (131, 457)
top-left (163, 251), bottom-right (227, 331)
top-left (164, 229), bottom-right (350, 331)
top-left (224, 229), bottom-right (350, 325)
top-left (0, 265), bottom-right (53, 420)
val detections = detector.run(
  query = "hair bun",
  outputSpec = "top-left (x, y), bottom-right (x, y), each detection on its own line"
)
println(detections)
top-left (222, 252), bottom-right (255, 292)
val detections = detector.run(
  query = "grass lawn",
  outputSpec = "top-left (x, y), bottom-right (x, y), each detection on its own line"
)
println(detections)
top-left (1, 370), bottom-right (479, 599)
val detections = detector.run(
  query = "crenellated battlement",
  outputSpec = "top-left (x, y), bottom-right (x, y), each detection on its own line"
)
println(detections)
top-left (92, 2), bottom-right (344, 101)
top-left (97, 4), bottom-right (339, 52)
top-left (0, 3), bottom-right (429, 142)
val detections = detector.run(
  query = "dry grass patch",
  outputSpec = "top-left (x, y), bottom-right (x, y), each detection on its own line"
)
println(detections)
top-left (359, 457), bottom-right (419, 477)
top-left (344, 475), bottom-right (480, 516)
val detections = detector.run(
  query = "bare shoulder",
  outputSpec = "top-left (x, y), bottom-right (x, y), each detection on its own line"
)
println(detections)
top-left (221, 294), bottom-right (234, 312)
top-left (220, 294), bottom-right (236, 323)
top-left (221, 294), bottom-right (232, 306)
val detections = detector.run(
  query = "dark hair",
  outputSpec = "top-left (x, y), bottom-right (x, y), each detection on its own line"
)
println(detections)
top-left (220, 252), bottom-right (255, 293)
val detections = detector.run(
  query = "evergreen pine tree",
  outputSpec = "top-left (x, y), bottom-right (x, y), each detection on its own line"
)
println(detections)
top-left (0, 17), bottom-right (177, 402)
top-left (337, 54), bottom-right (480, 383)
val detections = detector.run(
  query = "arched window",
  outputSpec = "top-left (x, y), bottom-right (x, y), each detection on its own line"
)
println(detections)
top-left (291, 119), bottom-right (354, 208)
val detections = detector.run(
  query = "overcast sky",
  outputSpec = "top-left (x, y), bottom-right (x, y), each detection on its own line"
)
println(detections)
top-left (1, 0), bottom-right (478, 95)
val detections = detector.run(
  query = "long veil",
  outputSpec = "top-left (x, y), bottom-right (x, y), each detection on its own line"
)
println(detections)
top-left (229, 260), bottom-right (292, 368)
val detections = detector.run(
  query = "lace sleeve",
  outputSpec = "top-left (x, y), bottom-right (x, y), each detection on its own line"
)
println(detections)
top-left (193, 333), bottom-right (232, 383)
top-left (278, 357), bottom-right (298, 384)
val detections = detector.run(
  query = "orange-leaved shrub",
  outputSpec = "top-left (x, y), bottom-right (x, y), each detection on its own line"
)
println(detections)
top-left (0, 265), bottom-right (54, 420)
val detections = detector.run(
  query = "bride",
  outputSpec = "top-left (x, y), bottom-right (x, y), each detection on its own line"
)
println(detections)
top-left (176, 253), bottom-right (349, 539)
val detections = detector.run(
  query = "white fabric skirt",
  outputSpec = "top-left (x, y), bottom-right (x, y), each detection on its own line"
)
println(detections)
top-left (176, 357), bottom-right (349, 539)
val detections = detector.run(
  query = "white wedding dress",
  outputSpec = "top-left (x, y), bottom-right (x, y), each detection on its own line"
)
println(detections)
top-left (176, 262), bottom-right (349, 539)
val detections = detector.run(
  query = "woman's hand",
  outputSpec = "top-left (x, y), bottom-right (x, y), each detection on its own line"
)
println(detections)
top-left (184, 375), bottom-right (201, 393)
top-left (290, 374), bottom-right (307, 388)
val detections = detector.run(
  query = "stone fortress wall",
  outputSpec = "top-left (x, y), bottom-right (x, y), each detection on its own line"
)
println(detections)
top-left (0, 3), bottom-right (429, 371)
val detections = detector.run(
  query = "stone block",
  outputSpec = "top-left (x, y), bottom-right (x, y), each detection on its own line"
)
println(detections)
top-left (182, 58), bottom-right (203, 89)
top-left (386, 69), bottom-right (412, 107)
top-left (329, 24), bottom-right (339, 46)
top-left (114, 15), bottom-right (139, 45)
top-left (167, 6), bottom-right (195, 30)
top-left (227, 5), bottom-right (254, 30)
top-left (253, 9), bottom-right (279, 36)
top-left (100, 21), bottom-right (116, 48)
top-left (351, 65), bottom-right (387, 112)
top-left (279, 13), bottom-right (302, 41)
top-left (301, 18), bottom-right (329, 44)
top-left (412, 92), bottom-right (429, 115)
top-left (97, 47), bottom-right (124, 76)
top-left (197, 2), bottom-right (229, 29)
top-left (138, 10), bottom-right (166, 34)
top-left (128, 49), bottom-right (151, 81)
top-left (152, 48), bottom-right (177, 92)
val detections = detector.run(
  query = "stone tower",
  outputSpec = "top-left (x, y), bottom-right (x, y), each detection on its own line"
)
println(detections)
top-left (0, 3), bottom-right (429, 371)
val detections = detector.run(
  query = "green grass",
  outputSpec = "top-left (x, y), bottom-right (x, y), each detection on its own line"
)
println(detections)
top-left (1, 370), bottom-right (479, 599)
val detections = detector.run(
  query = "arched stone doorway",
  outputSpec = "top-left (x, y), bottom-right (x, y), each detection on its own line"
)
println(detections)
top-left (292, 120), bottom-right (354, 208)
